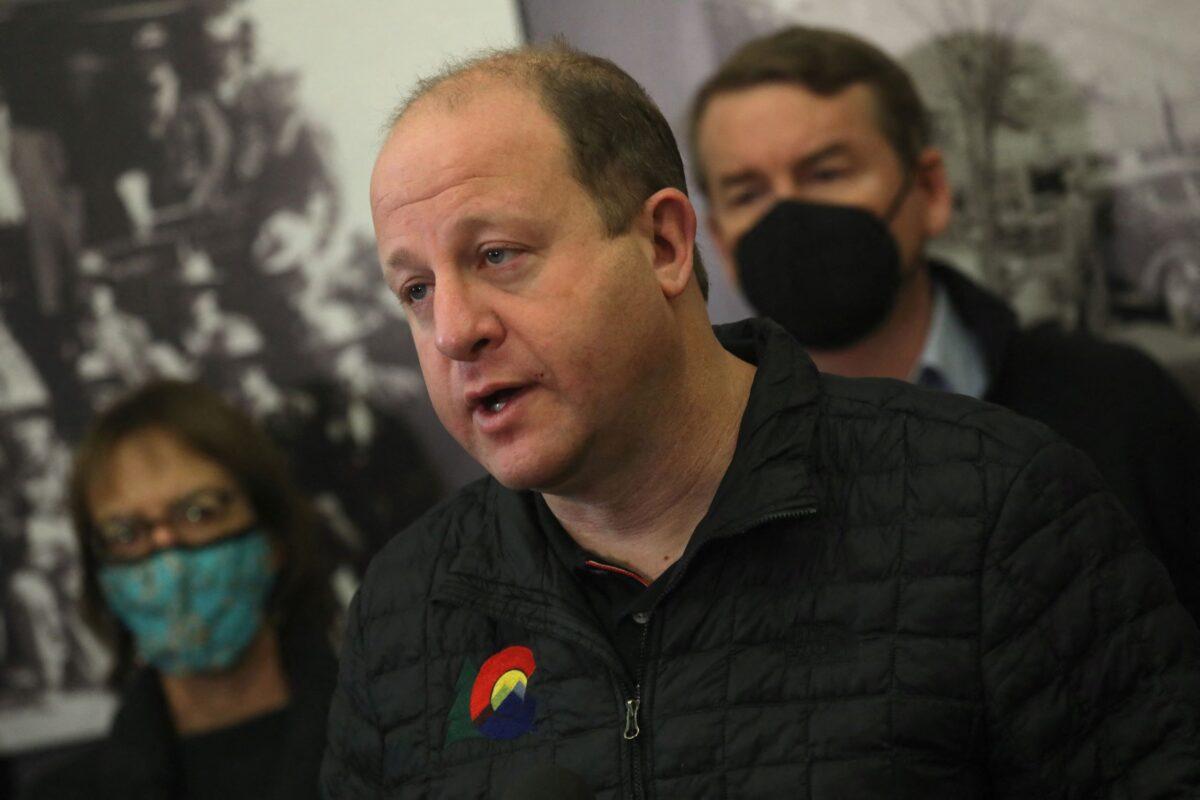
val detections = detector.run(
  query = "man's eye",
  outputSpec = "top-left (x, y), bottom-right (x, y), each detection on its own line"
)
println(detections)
top-left (404, 283), bottom-right (430, 304)
top-left (483, 248), bottom-right (512, 265)
top-left (727, 189), bottom-right (762, 208)
top-left (810, 168), bottom-right (846, 183)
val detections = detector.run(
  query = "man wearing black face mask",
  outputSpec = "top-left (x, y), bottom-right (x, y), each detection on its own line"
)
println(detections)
top-left (690, 25), bottom-right (1200, 625)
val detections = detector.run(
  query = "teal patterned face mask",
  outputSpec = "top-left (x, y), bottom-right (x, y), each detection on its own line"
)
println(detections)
top-left (97, 527), bottom-right (276, 675)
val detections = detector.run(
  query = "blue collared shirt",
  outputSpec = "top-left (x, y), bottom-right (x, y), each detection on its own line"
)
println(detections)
top-left (912, 280), bottom-right (989, 399)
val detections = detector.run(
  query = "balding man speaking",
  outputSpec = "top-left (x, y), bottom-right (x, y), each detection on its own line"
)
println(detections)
top-left (321, 44), bottom-right (1200, 798)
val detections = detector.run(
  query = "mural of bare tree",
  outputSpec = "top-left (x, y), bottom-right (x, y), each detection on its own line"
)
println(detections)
top-left (898, 0), bottom-right (1042, 292)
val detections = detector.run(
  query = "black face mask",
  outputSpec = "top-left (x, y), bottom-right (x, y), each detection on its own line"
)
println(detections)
top-left (733, 181), bottom-right (911, 350)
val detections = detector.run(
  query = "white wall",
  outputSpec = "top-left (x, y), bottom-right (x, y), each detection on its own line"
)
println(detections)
top-left (248, 0), bottom-right (524, 236)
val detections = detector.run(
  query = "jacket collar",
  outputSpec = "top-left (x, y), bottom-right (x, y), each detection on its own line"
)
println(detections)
top-left (701, 317), bottom-right (821, 539)
top-left (928, 259), bottom-right (1018, 394)
top-left (439, 317), bottom-right (822, 601)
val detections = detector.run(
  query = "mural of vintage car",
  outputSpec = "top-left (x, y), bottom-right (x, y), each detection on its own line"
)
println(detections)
top-left (1095, 155), bottom-right (1200, 332)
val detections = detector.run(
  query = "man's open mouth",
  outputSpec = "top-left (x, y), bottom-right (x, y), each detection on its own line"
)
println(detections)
top-left (480, 387), bottom-right (521, 413)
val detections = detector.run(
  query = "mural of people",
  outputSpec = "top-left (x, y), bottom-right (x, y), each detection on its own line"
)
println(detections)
top-left (0, 0), bottom-right (517, 768)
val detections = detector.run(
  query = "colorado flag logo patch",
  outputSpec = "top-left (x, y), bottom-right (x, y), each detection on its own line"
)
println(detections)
top-left (446, 646), bottom-right (538, 744)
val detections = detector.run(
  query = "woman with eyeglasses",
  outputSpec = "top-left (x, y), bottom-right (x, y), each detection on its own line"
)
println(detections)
top-left (28, 380), bottom-right (336, 800)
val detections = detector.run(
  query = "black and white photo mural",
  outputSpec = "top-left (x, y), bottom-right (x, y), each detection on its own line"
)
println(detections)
top-left (0, 0), bottom-right (518, 762)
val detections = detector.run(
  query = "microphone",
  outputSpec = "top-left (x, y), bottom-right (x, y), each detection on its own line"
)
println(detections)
top-left (500, 764), bottom-right (595, 799)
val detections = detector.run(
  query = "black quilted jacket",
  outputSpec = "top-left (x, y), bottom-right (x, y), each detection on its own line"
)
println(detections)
top-left (321, 318), bottom-right (1200, 799)
top-left (934, 261), bottom-right (1200, 625)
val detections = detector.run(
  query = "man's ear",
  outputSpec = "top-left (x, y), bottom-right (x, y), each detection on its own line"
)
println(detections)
top-left (643, 188), bottom-right (699, 299)
top-left (915, 146), bottom-right (952, 239)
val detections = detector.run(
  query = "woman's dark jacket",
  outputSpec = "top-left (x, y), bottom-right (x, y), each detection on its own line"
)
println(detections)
top-left (321, 318), bottom-right (1200, 799)
top-left (26, 625), bottom-right (337, 800)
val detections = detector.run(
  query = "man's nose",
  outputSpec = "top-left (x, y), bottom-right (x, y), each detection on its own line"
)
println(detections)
top-left (773, 176), bottom-right (802, 203)
top-left (433, 276), bottom-right (503, 361)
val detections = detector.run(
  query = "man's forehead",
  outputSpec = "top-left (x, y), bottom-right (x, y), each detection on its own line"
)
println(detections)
top-left (699, 81), bottom-right (882, 164)
top-left (371, 79), bottom-right (570, 208)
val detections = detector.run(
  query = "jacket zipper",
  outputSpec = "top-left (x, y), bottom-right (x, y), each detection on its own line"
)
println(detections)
top-left (624, 611), bottom-right (652, 800)
top-left (619, 503), bottom-right (818, 800)
top-left (623, 697), bottom-right (641, 740)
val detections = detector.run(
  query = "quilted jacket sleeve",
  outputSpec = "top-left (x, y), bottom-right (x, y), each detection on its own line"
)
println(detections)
top-left (981, 439), bottom-right (1200, 797)
top-left (321, 590), bottom-right (384, 799)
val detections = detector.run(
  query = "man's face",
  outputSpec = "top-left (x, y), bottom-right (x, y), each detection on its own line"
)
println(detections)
top-left (371, 83), bottom-right (673, 492)
top-left (696, 82), bottom-right (949, 286)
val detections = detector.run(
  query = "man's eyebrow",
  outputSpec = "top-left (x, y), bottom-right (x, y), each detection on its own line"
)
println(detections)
top-left (384, 213), bottom-right (543, 272)
top-left (384, 248), bottom-right (422, 272)
top-left (715, 169), bottom-right (763, 192)
top-left (796, 142), bottom-right (853, 170)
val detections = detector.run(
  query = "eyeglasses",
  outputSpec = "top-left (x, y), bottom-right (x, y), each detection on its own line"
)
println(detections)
top-left (93, 487), bottom-right (248, 563)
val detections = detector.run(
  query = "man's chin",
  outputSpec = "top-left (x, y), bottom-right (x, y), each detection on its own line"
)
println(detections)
top-left (485, 462), bottom-right (559, 493)
top-left (477, 446), bottom-right (579, 495)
